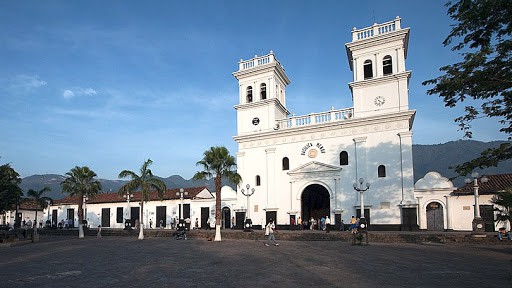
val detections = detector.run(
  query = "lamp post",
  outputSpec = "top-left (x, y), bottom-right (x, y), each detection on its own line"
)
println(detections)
top-left (353, 177), bottom-right (370, 230)
top-left (123, 191), bottom-right (134, 230)
top-left (465, 172), bottom-right (488, 234)
top-left (240, 184), bottom-right (256, 231)
top-left (176, 188), bottom-right (188, 220)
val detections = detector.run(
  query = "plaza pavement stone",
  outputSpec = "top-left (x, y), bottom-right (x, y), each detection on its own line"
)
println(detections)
top-left (0, 234), bottom-right (511, 288)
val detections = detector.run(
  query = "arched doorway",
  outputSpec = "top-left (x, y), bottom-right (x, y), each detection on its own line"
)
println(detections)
top-left (301, 184), bottom-right (330, 224)
top-left (222, 207), bottom-right (231, 229)
top-left (426, 202), bottom-right (444, 231)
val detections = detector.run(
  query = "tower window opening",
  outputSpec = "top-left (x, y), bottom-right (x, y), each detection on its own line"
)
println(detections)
top-left (383, 55), bottom-right (393, 76)
top-left (282, 157), bottom-right (289, 170)
top-left (363, 60), bottom-right (373, 79)
top-left (260, 83), bottom-right (267, 100)
top-left (340, 151), bottom-right (348, 166)
top-left (256, 175), bottom-right (261, 186)
top-left (378, 165), bottom-right (386, 178)
top-left (246, 86), bottom-right (253, 103)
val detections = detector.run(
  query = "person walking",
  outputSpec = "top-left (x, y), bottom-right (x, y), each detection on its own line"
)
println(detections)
top-left (264, 219), bottom-right (279, 247)
top-left (325, 216), bottom-right (331, 233)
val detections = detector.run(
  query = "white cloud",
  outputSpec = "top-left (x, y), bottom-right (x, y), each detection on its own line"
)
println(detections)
top-left (62, 87), bottom-right (98, 99)
top-left (63, 89), bottom-right (75, 99)
top-left (81, 88), bottom-right (97, 95)
top-left (4, 74), bottom-right (47, 92)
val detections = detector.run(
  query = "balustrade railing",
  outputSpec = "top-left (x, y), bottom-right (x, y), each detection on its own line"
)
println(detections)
top-left (351, 17), bottom-right (401, 42)
top-left (239, 52), bottom-right (277, 71)
top-left (275, 107), bottom-right (354, 130)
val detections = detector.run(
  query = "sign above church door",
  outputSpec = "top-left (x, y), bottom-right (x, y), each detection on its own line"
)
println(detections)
top-left (300, 142), bottom-right (326, 158)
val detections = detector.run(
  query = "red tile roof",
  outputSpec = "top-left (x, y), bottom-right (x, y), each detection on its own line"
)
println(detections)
top-left (19, 199), bottom-right (41, 210)
top-left (54, 187), bottom-right (209, 205)
top-left (454, 174), bottom-right (512, 195)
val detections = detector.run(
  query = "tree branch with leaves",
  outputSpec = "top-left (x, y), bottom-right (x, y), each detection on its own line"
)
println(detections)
top-left (422, 0), bottom-right (512, 176)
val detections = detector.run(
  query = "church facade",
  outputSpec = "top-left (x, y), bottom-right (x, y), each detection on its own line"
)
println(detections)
top-left (232, 17), bottom-right (417, 230)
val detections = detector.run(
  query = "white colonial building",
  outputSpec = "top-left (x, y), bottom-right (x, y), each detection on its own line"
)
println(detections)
top-left (231, 17), bottom-right (417, 230)
top-left (39, 187), bottom-right (237, 230)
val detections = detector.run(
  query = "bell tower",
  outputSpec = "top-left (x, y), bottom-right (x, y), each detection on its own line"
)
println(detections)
top-left (233, 51), bottom-right (291, 135)
top-left (345, 17), bottom-right (411, 118)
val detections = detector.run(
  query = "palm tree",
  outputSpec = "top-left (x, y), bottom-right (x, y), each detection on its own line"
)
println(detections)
top-left (61, 166), bottom-right (102, 238)
top-left (491, 188), bottom-right (512, 227)
top-left (118, 159), bottom-right (166, 240)
top-left (27, 187), bottom-right (52, 234)
top-left (193, 146), bottom-right (241, 241)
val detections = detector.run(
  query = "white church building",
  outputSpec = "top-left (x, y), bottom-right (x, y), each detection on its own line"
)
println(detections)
top-left (232, 17), bottom-right (417, 230)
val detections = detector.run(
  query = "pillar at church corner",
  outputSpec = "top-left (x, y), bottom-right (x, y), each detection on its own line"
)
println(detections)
top-left (232, 17), bottom-right (417, 230)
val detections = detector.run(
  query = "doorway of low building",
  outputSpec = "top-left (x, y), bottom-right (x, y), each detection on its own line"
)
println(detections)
top-left (201, 207), bottom-right (209, 229)
top-left (130, 207), bottom-right (140, 227)
top-left (101, 208), bottom-right (110, 227)
top-left (480, 205), bottom-right (495, 232)
top-left (301, 184), bottom-right (330, 226)
top-left (156, 206), bottom-right (166, 228)
top-left (67, 208), bottom-right (75, 228)
top-left (52, 210), bottom-right (57, 227)
top-left (426, 202), bottom-right (444, 231)
top-left (222, 207), bottom-right (231, 229)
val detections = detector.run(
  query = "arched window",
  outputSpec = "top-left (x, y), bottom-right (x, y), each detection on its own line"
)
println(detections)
top-left (256, 175), bottom-right (261, 186)
top-left (339, 151), bottom-right (348, 165)
top-left (363, 60), bottom-right (373, 79)
top-left (260, 83), bottom-right (267, 100)
top-left (383, 55), bottom-right (392, 76)
top-left (246, 86), bottom-right (253, 103)
top-left (378, 165), bottom-right (386, 178)
top-left (282, 157), bottom-right (289, 170)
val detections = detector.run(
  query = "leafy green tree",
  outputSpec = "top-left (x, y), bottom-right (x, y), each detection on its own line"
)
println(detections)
top-left (61, 166), bottom-right (102, 238)
top-left (193, 146), bottom-right (241, 241)
top-left (422, 0), bottom-right (512, 176)
top-left (491, 188), bottom-right (512, 227)
top-left (27, 187), bottom-right (52, 232)
top-left (118, 159), bottom-right (166, 240)
top-left (0, 164), bottom-right (22, 225)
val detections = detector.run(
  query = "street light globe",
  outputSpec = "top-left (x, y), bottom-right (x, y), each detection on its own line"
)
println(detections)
top-left (464, 178), bottom-right (471, 184)
top-left (471, 172), bottom-right (479, 178)
top-left (353, 183), bottom-right (357, 189)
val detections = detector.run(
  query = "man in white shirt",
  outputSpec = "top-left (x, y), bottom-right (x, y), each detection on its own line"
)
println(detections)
top-left (264, 219), bottom-right (279, 247)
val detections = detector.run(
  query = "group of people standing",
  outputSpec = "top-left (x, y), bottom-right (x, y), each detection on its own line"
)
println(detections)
top-left (306, 216), bottom-right (331, 232)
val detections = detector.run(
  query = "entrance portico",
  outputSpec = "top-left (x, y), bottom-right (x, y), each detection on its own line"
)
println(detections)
top-left (288, 161), bottom-right (340, 224)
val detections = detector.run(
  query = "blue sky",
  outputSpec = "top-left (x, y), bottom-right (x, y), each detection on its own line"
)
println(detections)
top-left (0, 1), bottom-right (506, 180)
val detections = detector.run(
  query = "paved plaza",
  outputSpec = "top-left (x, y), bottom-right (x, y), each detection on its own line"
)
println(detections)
top-left (0, 235), bottom-right (511, 287)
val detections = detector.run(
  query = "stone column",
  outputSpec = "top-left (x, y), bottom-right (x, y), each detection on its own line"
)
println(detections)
top-left (398, 132), bottom-right (414, 204)
top-left (444, 195), bottom-right (452, 231)
top-left (265, 148), bottom-right (276, 207)
top-left (353, 137), bottom-right (367, 182)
